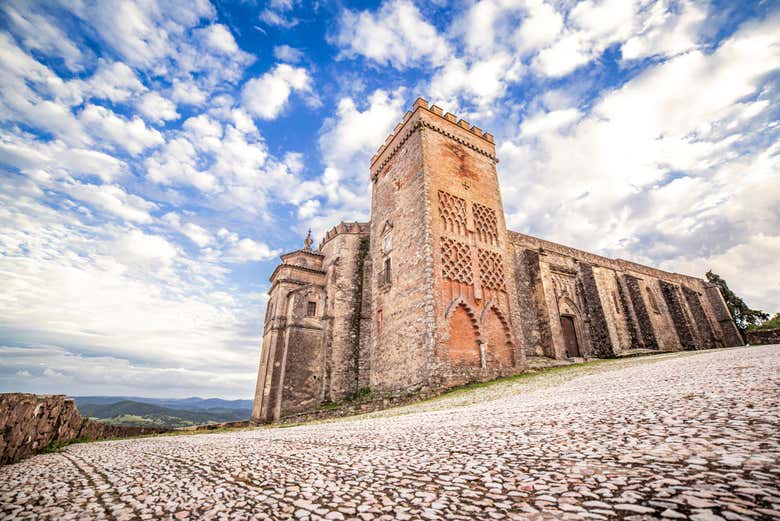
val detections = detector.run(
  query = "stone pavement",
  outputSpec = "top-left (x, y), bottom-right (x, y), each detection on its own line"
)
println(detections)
top-left (1, 345), bottom-right (779, 520)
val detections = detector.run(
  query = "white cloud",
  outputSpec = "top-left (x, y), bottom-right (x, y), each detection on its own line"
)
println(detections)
top-left (65, 181), bottom-right (158, 224)
top-left (532, 33), bottom-right (590, 78)
top-left (621, 0), bottom-right (706, 60)
top-left (79, 104), bottom-right (165, 155)
top-left (515, 0), bottom-right (564, 53)
top-left (0, 345), bottom-right (256, 398)
top-left (78, 60), bottom-right (147, 102)
top-left (320, 89), bottom-right (405, 171)
top-left (1, 1), bottom-right (86, 72)
top-left (664, 234), bottom-right (780, 313)
top-left (273, 44), bottom-right (304, 63)
top-left (241, 64), bottom-right (312, 120)
top-left (114, 229), bottom-right (177, 266)
top-left (499, 12), bottom-right (780, 312)
top-left (297, 89), bottom-right (406, 236)
top-left (138, 92), bottom-right (180, 123)
top-left (198, 24), bottom-right (239, 54)
top-left (65, 0), bottom-right (215, 69)
top-left (334, 0), bottom-right (450, 69)
top-left (223, 238), bottom-right (279, 263)
top-left (146, 136), bottom-right (213, 190)
top-left (428, 53), bottom-right (522, 110)
top-left (520, 108), bottom-right (581, 136)
top-left (0, 136), bottom-right (126, 183)
top-left (0, 177), bottom-right (265, 393)
top-left (259, 9), bottom-right (299, 28)
top-left (182, 223), bottom-right (214, 248)
top-left (171, 79), bottom-right (208, 105)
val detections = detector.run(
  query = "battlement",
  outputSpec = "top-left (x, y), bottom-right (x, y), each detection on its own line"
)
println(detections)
top-left (369, 97), bottom-right (495, 168)
top-left (318, 221), bottom-right (370, 250)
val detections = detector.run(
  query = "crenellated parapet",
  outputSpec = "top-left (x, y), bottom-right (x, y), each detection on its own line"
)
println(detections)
top-left (318, 221), bottom-right (370, 250)
top-left (370, 97), bottom-right (497, 181)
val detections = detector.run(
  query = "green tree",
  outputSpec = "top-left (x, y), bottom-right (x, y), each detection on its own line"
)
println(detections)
top-left (753, 313), bottom-right (780, 331)
top-left (706, 270), bottom-right (768, 338)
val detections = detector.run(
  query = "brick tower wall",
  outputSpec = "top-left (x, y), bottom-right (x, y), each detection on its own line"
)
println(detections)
top-left (368, 115), bottom-right (434, 393)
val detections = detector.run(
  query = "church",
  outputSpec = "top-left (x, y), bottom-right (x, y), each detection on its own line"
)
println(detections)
top-left (251, 98), bottom-right (743, 424)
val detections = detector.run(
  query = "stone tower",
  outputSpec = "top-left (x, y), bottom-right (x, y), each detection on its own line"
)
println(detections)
top-left (368, 98), bottom-right (525, 394)
top-left (251, 96), bottom-right (742, 425)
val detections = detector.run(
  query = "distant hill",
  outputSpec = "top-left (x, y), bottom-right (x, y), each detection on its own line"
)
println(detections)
top-left (72, 396), bottom-right (253, 410)
top-left (72, 397), bottom-right (252, 429)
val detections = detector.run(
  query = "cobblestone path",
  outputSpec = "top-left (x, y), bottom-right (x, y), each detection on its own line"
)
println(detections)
top-left (2, 345), bottom-right (779, 520)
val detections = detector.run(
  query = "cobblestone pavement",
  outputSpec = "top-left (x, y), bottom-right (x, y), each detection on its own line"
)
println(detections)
top-left (2, 345), bottom-right (779, 521)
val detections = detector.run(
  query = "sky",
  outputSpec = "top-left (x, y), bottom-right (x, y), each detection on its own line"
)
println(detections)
top-left (1, 0), bottom-right (778, 399)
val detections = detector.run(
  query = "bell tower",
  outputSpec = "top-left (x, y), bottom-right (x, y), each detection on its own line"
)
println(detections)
top-left (368, 97), bottom-right (525, 393)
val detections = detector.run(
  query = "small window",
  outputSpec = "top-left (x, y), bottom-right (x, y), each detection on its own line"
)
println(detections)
top-left (383, 233), bottom-right (392, 253)
top-left (306, 301), bottom-right (317, 317)
top-left (377, 309), bottom-right (383, 333)
top-left (384, 257), bottom-right (392, 284)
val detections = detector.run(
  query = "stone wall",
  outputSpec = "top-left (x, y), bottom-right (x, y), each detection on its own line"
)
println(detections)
top-left (252, 97), bottom-right (745, 424)
top-left (746, 328), bottom-right (780, 345)
top-left (659, 281), bottom-right (697, 350)
top-left (0, 393), bottom-right (166, 465)
top-left (579, 264), bottom-right (616, 358)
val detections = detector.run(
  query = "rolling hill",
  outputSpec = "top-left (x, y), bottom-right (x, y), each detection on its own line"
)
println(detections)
top-left (72, 397), bottom-right (252, 429)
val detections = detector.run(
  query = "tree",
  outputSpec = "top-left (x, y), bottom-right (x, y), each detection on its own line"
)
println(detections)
top-left (706, 270), bottom-right (768, 338)
top-left (752, 313), bottom-right (780, 331)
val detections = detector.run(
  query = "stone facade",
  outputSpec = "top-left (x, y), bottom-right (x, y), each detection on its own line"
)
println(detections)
top-left (0, 393), bottom-right (166, 465)
top-left (251, 98), bottom-right (744, 424)
top-left (746, 328), bottom-right (780, 345)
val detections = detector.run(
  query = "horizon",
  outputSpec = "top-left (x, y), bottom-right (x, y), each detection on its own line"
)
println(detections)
top-left (1, 0), bottom-right (779, 399)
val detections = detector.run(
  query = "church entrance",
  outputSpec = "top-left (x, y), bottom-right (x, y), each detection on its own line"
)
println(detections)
top-left (561, 315), bottom-right (580, 357)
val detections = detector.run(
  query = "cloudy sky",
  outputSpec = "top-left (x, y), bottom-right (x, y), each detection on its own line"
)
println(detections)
top-left (1, 0), bottom-right (778, 399)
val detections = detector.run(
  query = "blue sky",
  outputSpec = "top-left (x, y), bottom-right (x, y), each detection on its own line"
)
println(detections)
top-left (1, 0), bottom-right (778, 399)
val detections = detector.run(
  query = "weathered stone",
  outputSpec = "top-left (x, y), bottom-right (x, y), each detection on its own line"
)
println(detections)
top-left (0, 393), bottom-right (167, 465)
top-left (250, 97), bottom-right (745, 424)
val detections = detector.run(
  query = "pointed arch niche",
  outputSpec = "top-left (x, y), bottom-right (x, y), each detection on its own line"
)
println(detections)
top-left (483, 306), bottom-right (513, 368)
top-left (448, 302), bottom-right (481, 368)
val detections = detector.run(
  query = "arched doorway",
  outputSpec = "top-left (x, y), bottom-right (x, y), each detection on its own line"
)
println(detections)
top-left (449, 303), bottom-right (480, 368)
top-left (483, 307), bottom-right (513, 368)
top-left (560, 315), bottom-right (581, 357)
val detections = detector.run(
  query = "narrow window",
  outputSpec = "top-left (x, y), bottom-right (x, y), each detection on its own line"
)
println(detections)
top-left (306, 301), bottom-right (317, 317)
top-left (383, 233), bottom-right (392, 253)
top-left (377, 309), bottom-right (383, 333)
top-left (385, 257), bottom-right (392, 284)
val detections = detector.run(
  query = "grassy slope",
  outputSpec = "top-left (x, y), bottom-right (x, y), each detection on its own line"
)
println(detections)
top-left (77, 400), bottom-right (250, 428)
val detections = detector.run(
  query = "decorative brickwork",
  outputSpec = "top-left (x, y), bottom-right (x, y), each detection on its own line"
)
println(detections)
top-left (478, 248), bottom-right (506, 291)
top-left (472, 202), bottom-right (498, 246)
top-left (449, 303), bottom-right (480, 368)
top-left (483, 307), bottom-right (512, 367)
top-left (441, 237), bottom-right (473, 284)
top-left (438, 190), bottom-right (467, 236)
